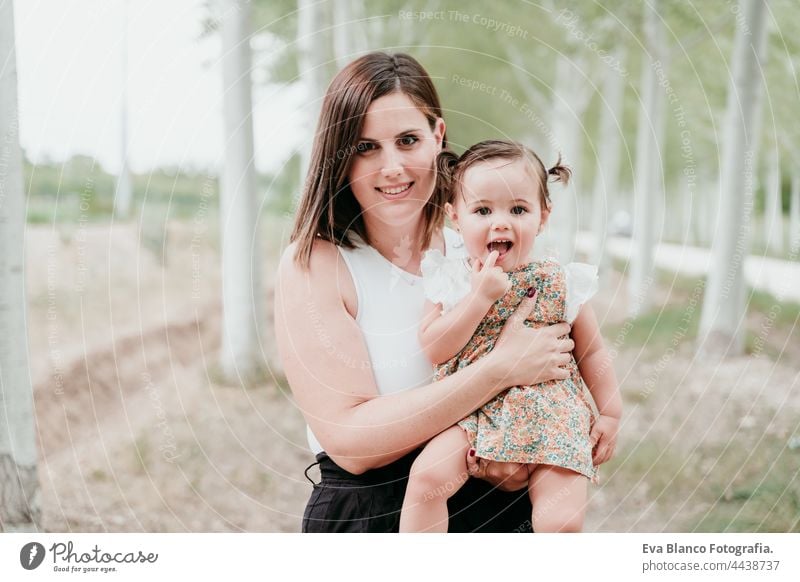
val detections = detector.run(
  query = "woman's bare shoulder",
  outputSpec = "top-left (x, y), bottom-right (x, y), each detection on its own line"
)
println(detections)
top-left (278, 238), bottom-right (339, 280)
top-left (277, 238), bottom-right (357, 315)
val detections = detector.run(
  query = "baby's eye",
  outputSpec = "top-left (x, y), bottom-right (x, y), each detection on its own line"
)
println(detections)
top-left (511, 206), bottom-right (527, 215)
top-left (475, 207), bottom-right (491, 216)
top-left (355, 141), bottom-right (376, 154)
top-left (398, 135), bottom-right (419, 147)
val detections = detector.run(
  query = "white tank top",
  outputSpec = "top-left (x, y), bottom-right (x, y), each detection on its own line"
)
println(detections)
top-left (306, 227), bottom-right (465, 454)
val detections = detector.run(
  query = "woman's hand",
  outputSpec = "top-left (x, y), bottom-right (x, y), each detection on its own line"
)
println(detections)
top-left (591, 414), bottom-right (619, 465)
top-left (489, 293), bottom-right (574, 387)
top-left (465, 449), bottom-right (529, 492)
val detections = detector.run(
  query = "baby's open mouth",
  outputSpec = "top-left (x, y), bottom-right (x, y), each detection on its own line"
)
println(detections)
top-left (487, 240), bottom-right (513, 256)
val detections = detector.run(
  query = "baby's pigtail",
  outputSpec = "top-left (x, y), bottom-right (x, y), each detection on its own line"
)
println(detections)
top-left (436, 149), bottom-right (459, 202)
top-left (547, 154), bottom-right (572, 185)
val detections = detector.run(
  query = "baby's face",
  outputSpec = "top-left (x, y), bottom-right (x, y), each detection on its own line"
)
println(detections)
top-left (448, 159), bottom-right (549, 271)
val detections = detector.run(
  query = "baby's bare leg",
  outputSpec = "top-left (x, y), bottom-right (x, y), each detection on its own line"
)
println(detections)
top-left (528, 464), bottom-right (588, 532)
top-left (400, 426), bottom-right (471, 532)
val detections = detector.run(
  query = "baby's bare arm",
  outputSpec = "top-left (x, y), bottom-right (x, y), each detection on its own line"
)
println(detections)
top-left (420, 250), bottom-right (510, 364)
top-left (572, 305), bottom-right (621, 418)
top-left (572, 305), bottom-right (622, 465)
top-left (419, 295), bottom-right (494, 364)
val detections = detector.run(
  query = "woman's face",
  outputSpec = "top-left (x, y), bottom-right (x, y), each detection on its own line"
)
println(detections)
top-left (347, 92), bottom-right (445, 229)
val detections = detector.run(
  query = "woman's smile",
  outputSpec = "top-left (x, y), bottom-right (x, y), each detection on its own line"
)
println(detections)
top-left (375, 181), bottom-right (415, 199)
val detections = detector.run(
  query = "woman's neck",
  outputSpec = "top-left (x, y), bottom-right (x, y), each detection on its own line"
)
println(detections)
top-left (363, 216), bottom-right (430, 274)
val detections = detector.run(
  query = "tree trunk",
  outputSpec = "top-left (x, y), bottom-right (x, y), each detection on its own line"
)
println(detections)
top-left (332, 0), bottom-right (368, 68)
top-left (219, 0), bottom-right (262, 383)
top-left (297, 0), bottom-right (331, 190)
top-left (699, 0), bottom-right (769, 356)
top-left (789, 167), bottom-right (800, 258)
top-left (764, 145), bottom-right (783, 253)
top-left (543, 54), bottom-right (591, 262)
top-left (591, 48), bottom-right (626, 270)
top-left (628, 0), bottom-right (666, 318)
top-left (791, 168), bottom-right (800, 254)
top-left (0, 0), bottom-right (40, 532)
top-left (114, 1), bottom-right (133, 220)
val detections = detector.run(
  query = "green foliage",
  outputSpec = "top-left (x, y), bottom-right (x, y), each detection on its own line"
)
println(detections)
top-left (25, 155), bottom-right (115, 221)
top-left (252, 0), bottom-right (301, 83)
top-left (603, 268), bottom-right (704, 352)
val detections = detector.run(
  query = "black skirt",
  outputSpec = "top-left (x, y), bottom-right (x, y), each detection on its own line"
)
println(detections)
top-left (302, 451), bottom-right (533, 533)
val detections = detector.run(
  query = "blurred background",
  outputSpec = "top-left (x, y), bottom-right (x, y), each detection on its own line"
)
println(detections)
top-left (0, 0), bottom-right (798, 532)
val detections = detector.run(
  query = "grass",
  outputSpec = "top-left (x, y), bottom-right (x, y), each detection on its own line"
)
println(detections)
top-left (608, 435), bottom-right (800, 532)
top-left (747, 288), bottom-right (800, 327)
top-left (604, 302), bottom-right (701, 354)
top-left (132, 435), bottom-right (152, 474)
top-left (690, 438), bottom-right (800, 532)
top-left (611, 439), bottom-right (692, 502)
top-left (606, 259), bottom-right (799, 357)
top-left (604, 259), bottom-right (800, 532)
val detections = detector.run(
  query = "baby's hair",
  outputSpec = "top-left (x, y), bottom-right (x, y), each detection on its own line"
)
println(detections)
top-left (437, 140), bottom-right (570, 210)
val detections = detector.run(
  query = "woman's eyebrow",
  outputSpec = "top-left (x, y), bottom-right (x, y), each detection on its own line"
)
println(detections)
top-left (358, 128), bottom-right (425, 141)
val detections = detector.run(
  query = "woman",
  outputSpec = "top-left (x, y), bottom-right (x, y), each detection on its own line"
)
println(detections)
top-left (274, 52), bottom-right (574, 532)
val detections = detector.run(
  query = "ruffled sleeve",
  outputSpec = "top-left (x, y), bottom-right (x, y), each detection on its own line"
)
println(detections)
top-left (420, 249), bottom-right (471, 314)
top-left (564, 262), bottom-right (599, 323)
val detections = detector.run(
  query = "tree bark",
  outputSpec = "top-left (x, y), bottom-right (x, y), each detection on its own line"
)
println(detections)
top-left (297, 0), bottom-right (331, 190)
top-left (219, 0), bottom-right (262, 382)
top-left (543, 54), bottom-right (591, 262)
top-left (699, 0), bottom-right (769, 356)
top-left (0, 0), bottom-right (40, 532)
top-left (591, 48), bottom-right (626, 270)
top-left (114, 1), bottom-right (133, 220)
top-left (764, 145), bottom-right (783, 253)
top-left (628, 0), bottom-right (666, 318)
top-left (791, 168), bottom-right (800, 255)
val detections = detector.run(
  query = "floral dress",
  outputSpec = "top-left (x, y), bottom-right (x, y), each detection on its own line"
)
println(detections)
top-left (421, 251), bottom-right (599, 482)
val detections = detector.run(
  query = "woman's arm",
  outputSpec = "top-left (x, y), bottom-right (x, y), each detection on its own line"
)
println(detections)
top-left (571, 304), bottom-right (622, 465)
top-left (275, 240), bottom-right (573, 475)
top-left (419, 250), bottom-right (509, 364)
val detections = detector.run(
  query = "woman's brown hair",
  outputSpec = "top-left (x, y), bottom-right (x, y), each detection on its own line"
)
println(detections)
top-left (438, 140), bottom-right (570, 210)
top-left (290, 52), bottom-right (449, 267)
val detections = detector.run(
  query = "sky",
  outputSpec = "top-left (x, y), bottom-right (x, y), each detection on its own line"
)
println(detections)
top-left (14, 0), bottom-right (305, 174)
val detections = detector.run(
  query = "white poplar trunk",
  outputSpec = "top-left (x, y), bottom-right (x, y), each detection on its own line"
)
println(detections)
top-left (590, 48), bottom-right (626, 270)
top-left (790, 169), bottom-right (800, 255)
top-left (297, 0), bottom-right (330, 190)
top-left (0, 0), bottom-right (40, 531)
top-left (699, 0), bottom-right (769, 356)
top-left (332, 0), bottom-right (351, 68)
top-left (219, 0), bottom-right (262, 382)
top-left (628, 1), bottom-right (666, 318)
top-left (114, 0), bottom-right (133, 220)
top-left (542, 54), bottom-right (591, 262)
top-left (332, 0), bottom-right (366, 67)
top-left (701, 178), bottom-right (718, 247)
top-left (764, 146), bottom-right (783, 253)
